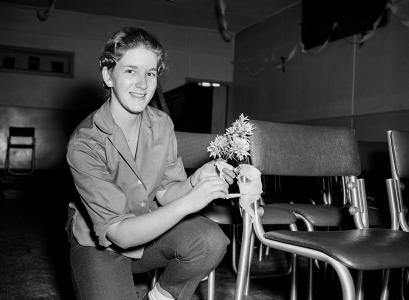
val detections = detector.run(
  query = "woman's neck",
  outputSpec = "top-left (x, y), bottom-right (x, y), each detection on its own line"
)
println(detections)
top-left (109, 99), bottom-right (142, 137)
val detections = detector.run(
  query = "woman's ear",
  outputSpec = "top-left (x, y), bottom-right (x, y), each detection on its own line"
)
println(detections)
top-left (102, 67), bottom-right (113, 88)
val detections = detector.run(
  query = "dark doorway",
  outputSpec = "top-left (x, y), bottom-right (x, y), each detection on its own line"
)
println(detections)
top-left (165, 82), bottom-right (213, 133)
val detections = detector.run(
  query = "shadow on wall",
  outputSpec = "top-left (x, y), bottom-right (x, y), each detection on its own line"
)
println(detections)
top-left (0, 82), bottom-right (106, 170)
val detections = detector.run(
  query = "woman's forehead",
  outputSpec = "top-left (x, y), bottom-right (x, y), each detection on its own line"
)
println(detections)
top-left (118, 46), bottom-right (159, 68)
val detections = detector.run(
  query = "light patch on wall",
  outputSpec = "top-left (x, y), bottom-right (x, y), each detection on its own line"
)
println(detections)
top-left (197, 81), bottom-right (221, 87)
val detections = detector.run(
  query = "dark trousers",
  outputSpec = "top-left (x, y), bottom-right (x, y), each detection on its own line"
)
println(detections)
top-left (69, 215), bottom-right (229, 300)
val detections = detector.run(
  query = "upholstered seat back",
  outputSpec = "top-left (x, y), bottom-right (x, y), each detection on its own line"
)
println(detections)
top-left (388, 130), bottom-right (409, 179)
top-left (175, 131), bottom-right (217, 169)
top-left (249, 120), bottom-right (361, 177)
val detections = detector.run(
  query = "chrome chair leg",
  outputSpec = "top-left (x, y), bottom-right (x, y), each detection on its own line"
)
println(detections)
top-left (290, 253), bottom-right (297, 300)
top-left (308, 257), bottom-right (313, 300)
top-left (244, 231), bottom-right (255, 296)
top-left (258, 241), bottom-right (263, 261)
top-left (380, 269), bottom-right (390, 300)
top-left (234, 212), bottom-right (253, 300)
top-left (207, 270), bottom-right (215, 300)
top-left (356, 270), bottom-right (364, 300)
top-left (232, 224), bottom-right (238, 274)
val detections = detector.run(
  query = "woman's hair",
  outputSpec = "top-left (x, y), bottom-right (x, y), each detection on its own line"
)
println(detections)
top-left (99, 27), bottom-right (167, 75)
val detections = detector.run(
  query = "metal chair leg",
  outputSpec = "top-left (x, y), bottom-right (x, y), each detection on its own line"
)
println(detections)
top-left (380, 269), bottom-right (390, 300)
top-left (244, 232), bottom-right (255, 296)
top-left (356, 270), bottom-right (364, 300)
top-left (308, 257), bottom-right (313, 300)
top-left (290, 253), bottom-right (297, 300)
top-left (234, 212), bottom-right (253, 300)
top-left (232, 224), bottom-right (238, 274)
top-left (207, 270), bottom-right (215, 300)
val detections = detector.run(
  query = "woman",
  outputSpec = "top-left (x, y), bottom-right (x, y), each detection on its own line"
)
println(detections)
top-left (66, 27), bottom-right (235, 300)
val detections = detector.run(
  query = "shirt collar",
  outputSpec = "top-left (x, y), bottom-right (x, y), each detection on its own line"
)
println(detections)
top-left (94, 100), bottom-right (153, 135)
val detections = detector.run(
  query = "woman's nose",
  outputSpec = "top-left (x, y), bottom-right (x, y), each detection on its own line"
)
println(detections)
top-left (135, 73), bottom-right (147, 89)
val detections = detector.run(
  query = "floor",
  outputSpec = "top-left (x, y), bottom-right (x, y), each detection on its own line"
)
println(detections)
top-left (0, 169), bottom-right (399, 300)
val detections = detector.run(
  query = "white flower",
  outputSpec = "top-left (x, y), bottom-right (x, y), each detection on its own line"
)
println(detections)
top-left (207, 114), bottom-right (255, 162)
top-left (229, 135), bottom-right (250, 161)
top-left (207, 135), bottom-right (229, 159)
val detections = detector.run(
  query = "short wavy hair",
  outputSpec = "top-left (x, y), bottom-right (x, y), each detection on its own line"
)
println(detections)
top-left (99, 27), bottom-right (167, 78)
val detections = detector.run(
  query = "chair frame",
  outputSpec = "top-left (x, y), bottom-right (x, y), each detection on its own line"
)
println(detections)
top-left (175, 130), bottom-right (298, 300)
top-left (386, 130), bottom-right (409, 231)
top-left (234, 121), bottom-right (409, 300)
top-left (235, 176), bottom-right (365, 300)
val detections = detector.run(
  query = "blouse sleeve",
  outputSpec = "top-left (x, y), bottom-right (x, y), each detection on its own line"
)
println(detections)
top-left (157, 128), bottom-right (187, 191)
top-left (67, 139), bottom-right (134, 248)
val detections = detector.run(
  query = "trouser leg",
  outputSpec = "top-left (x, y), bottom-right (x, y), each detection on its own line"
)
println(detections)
top-left (132, 215), bottom-right (229, 300)
top-left (69, 240), bottom-right (137, 300)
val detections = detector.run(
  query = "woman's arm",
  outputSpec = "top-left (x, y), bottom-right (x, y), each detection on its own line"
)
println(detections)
top-left (156, 160), bottom-right (236, 206)
top-left (107, 176), bottom-right (228, 248)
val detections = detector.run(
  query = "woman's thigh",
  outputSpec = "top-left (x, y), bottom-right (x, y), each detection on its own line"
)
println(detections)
top-left (70, 241), bottom-right (137, 300)
top-left (132, 214), bottom-right (229, 275)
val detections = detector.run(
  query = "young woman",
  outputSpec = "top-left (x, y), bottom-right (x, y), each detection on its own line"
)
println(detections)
top-left (66, 27), bottom-right (235, 300)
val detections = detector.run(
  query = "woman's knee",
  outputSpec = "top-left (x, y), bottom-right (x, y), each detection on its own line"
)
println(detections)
top-left (185, 216), bottom-right (230, 266)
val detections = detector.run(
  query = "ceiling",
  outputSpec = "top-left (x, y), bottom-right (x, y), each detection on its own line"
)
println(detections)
top-left (1, 0), bottom-right (298, 34)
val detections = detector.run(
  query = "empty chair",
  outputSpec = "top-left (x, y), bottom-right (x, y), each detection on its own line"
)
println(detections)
top-left (234, 120), bottom-right (409, 300)
top-left (386, 129), bottom-right (409, 231)
top-left (175, 130), bottom-right (298, 300)
top-left (5, 126), bottom-right (36, 175)
top-left (385, 130), bottom-right (409, 300)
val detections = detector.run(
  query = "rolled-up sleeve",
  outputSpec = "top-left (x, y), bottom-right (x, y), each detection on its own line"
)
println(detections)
top-left (158, 129), bottom-right (187, 191)
top-left (67, 139), bottom-right (134, 247)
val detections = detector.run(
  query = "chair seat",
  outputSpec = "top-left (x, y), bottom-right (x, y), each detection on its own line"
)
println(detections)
top-left (265, 228), bottom-right (409, 270)
top-left (269, 203), bottom-right (343, 227)
top-left (202, 203), bottom-right (238, 225)
top-left (202, 204), bottom-right (297, 225)
top-left (261, 206), bottom-right (297, 225)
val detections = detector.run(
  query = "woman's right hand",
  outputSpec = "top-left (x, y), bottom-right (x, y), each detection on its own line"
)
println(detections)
top-left (184, 175), bottom-right (228, 214)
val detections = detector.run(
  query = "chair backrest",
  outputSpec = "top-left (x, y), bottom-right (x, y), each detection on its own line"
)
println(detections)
top-left (249, 120), bottom-right (361, 177)
top-left (386, 130), bottom-right (409, 231)
top-left (5, 126), bottom-right (36, 175)
top-left (175, 131), bottom-right (217, 169)
top-left (9, 126), bottom-right (35, 138)
top-left (387, 130), bottom-right (409, 180)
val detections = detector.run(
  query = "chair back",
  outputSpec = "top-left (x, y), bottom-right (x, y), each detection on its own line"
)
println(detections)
top-left (386, 130), bottom-right (409, 231)
top-left (387, 130), bottom-right (409, 180)
top-left (249, 120), bottom-right (361, 177)
top-left (175, 131), bottom-right (217, 169)
top-left (9, 127), bottom-right (35, 138)
top-left (5, 126), bottom-right (36, 175)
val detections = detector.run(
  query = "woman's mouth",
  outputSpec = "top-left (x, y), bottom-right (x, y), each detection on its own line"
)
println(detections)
top-left (130, 92), bottom-right (146, 99)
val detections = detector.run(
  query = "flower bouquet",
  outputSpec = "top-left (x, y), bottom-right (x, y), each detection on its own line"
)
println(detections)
top-left (207, 113), bottom-right (255, 163)
top-left (207, 114), bottom-right (260, 200)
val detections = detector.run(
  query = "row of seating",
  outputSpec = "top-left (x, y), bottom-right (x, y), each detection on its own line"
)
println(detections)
top-left (174, 122), bottom-right (409, 300)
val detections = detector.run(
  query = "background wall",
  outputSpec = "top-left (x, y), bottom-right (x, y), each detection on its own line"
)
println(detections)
top-left (231, 3), bottom-right (409, 144)
top-left (0, 4), bottom-right (234, 169)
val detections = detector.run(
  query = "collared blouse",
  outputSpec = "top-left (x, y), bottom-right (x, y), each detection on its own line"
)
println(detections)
top-left (67, 101), bottom-right (187, 258)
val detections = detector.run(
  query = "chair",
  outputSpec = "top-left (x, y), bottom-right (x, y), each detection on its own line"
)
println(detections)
top-left (386, 129), bottom-right (409, 231)
top-left (234, 120), bottom-right (409, 300)
top-left (385, 130), bottom-right (409, 300)
top-left (174, 130), bottom-right (298, 300)
top-left (4, 126), bottom-right (36, 175)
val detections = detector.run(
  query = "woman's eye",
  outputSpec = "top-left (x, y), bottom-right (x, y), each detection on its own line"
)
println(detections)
top-left (147, 72), bottom-right (157, 78)
top-left (125, 69), bottom-right (135, 74)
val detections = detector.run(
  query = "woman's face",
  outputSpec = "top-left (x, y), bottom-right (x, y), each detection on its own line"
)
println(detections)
top-left (103, 46), bottom-right (158, 114)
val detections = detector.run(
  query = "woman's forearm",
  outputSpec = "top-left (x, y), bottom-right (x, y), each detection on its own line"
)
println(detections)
top-left (106, 195), bottom-right (191, 249)
top-left (156, 177), bottom-right (193, 206)
top-left (107, 175), bottom-right (228, 249)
